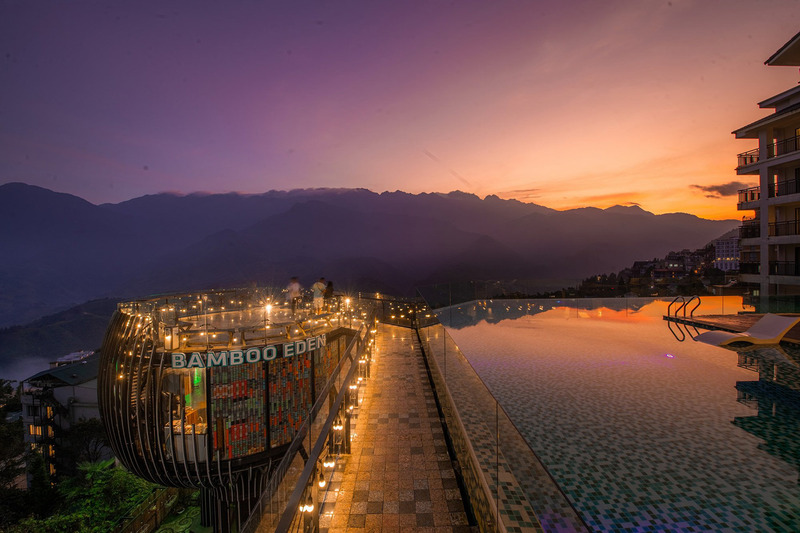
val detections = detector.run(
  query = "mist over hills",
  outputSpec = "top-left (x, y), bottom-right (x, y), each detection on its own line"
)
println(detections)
top-left (0, 182), bottom-right (737, 328)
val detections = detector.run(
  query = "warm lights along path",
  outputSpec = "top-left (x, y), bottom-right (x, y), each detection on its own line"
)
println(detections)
top-left (316, 324), bottom-right (471, 531)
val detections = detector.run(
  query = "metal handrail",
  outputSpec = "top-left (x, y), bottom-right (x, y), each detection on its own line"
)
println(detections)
top-left (274, 317), bottom-right (375, 532)
top-left (769, 219), bottom-right (800, 236)
top-left (737, 134), bottom-right (800, 168)
top-left (667, 320), bottom-right (685, 342)
top-left (239, 308), bottom-right (375, 533)
top-left (667, 295), bottom-right (700, 318)
top-left (736, 147), bottom-right (759, 167)
top-left (687, 295), bottom-right (701, 317)
top-left (667, 296), bottom-right (686, 317)
top-left (737, 185), bottom-right (760, 204)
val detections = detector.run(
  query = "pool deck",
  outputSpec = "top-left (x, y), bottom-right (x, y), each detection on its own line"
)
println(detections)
top-left (319, 323), bottom-right (474, 532)
top-left (664, 313), bottom-right (800, 342)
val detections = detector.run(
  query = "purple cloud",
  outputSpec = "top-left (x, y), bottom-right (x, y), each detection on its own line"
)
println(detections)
top-left (690, 181), bottom-right (751, 198)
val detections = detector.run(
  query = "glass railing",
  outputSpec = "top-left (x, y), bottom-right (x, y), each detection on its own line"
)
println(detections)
top-left (418, 280), bottom-right (577, 310)
top-left (117, 286), bottom-right (362, 352)
top-left (358, 292), bottom-right (428, 328)
top-left (744, 294), bottom-right (800, 313)
top-left (417, 318), bottom-right (589, 532)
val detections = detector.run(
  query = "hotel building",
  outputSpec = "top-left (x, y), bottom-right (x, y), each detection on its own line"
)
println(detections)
top-left (21, 351), bottom-right (105, 485)
top-left (736, 31), bottom-right (800, 300)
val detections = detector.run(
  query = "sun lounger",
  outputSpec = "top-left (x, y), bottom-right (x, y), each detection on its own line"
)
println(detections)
top-left (694, 313), bottom-right (800, 346)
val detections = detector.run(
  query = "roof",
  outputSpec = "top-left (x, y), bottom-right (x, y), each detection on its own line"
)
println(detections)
top-left (766, 30), bottom-right (800, 66)
top-left (732, 101), bottom-right (800, 138)
top-left (758, 84), bottom-right (800, 109)
top-left (25, 352), bottom-right (100, 386)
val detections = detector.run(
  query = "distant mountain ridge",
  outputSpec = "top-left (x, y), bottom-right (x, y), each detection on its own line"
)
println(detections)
top-left (0, 182), bottom-right (737, 327)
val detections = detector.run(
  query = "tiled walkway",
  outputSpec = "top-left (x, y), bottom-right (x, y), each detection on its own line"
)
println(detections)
top-left (319, 324), bottom-right (474, 532)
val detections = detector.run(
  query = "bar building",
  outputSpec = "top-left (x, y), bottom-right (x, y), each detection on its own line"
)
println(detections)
top-left (97, 288), bottom-right (359, 529)
top-left (736, 32), bottom-right (800, 300)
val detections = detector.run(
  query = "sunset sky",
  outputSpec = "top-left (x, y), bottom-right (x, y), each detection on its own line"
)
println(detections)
top-left (2, 0), bottom-right (800, 220)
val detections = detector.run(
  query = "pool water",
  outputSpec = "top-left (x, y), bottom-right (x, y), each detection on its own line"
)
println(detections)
top-left (438, 297), bottom-right (800, 533)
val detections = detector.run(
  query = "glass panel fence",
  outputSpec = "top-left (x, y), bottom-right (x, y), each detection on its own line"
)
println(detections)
top-left (418, 321), bottom-right (589, 532)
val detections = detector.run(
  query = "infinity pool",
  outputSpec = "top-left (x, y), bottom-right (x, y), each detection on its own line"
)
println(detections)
top-left (437, 297), bottom-right (800, 533)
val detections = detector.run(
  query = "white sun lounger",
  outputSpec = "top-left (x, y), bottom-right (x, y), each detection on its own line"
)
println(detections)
top-left (694, 313), bottom-right (800, 346)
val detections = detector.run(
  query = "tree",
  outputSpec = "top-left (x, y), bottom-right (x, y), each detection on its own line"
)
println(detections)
top-left (9, 459), bottom-right (157, 533)
top-left (26, 450), bottom-right (57, 518)
top-left (0, 379), bottom-right (25, 489)
top-left (59, 418), bottom-right (109, 478)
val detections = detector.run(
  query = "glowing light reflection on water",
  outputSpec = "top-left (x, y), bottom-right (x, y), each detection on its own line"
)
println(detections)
top-left (439, 297), bottom-right (800, 533)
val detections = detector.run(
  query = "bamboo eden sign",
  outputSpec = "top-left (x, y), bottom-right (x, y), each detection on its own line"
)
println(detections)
top-left (170, 334), bottom-right (327, 369)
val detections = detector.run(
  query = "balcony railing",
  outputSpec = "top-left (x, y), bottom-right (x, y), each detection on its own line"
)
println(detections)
top-left (770, 261), bottom-right (800, 276)
top-left (768, 134), bottom-right (800, 158)
top-left (737, 186), bottom-right (760, 207)
top-left (737, 148), bottom-right (759, 168)
top-left (739, 222), bottom-right (760, 239)
top-left (768, 178), bottom-right (800, 198)
top-left (769, 219), bottom-right (800, 237)
top-left (739, 262), bottom-right (760, 274)
top-left (737, 134), bottom-right (800, 169)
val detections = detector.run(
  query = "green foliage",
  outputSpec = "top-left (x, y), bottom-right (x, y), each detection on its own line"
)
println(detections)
top-left (0, 413), bottom-right (25, 489)
top-left (25, 451), bottom-right (57, 518)
top-left (6, 460), bottom-right (158, 533)
top-left (59, 418), bottom-right (109, 478)
top-left (0, 379), bottom-right (21, 412)
top-left (0, 486), bottom-right (27, 530)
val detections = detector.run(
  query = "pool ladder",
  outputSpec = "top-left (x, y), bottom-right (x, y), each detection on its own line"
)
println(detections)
top-left (666, 295), bottom-right (701, 342)
top-left (667, 295), bottom-right (701, 319)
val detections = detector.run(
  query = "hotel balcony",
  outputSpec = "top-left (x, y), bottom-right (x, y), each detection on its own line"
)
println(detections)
top-left (739, 219), bottom-right (760, 239)
top-left (737, 134), bottom-right (800, 172)
top-left (737, 148), bottom-right (760, 170)
top-left (740, 262), bottom-right (760, 275)
top-left (770, 261), bottom-right (800, 276)
top-left (769, 219), bottom-right (800, 237)
top-left (737, 186), bottom-right (760, 210)
top-left (768, 177), bottom-right (800, 198)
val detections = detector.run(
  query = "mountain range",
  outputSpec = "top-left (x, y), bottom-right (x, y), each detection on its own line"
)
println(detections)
top-left (0, 182), bottom-right (738, 328)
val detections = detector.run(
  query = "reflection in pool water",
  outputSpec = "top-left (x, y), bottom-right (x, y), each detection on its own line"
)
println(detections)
top-left (438, 297), bottom-right (800, 533)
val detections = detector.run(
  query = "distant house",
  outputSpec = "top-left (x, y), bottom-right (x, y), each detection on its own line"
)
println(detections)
top-left (631, 260), bottom-right (658, 278)
top-left (652, 267), bottom-right (685, 281)
top-left (21, 351), bottom-right (109, 486)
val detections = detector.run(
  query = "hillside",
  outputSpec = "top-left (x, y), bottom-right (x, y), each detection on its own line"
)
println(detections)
top-left (0, 183), bottom-right (738, 327)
